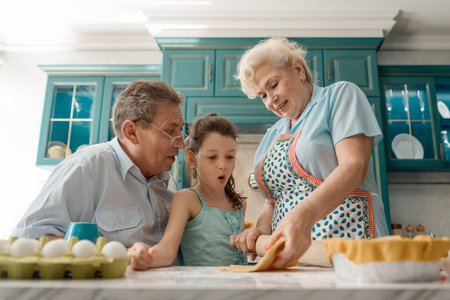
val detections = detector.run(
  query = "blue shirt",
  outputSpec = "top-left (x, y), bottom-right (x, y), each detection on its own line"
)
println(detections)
top-left (254, 82), bottom-right (389, 237)
top-left (12, 137), bottom-right (180, 251)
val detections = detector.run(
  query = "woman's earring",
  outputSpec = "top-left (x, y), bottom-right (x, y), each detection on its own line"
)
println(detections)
top-left (192, 168), bottom-right (198, 179)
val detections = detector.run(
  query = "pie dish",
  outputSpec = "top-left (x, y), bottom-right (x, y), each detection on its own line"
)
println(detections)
top-left (323, 236), bottom-right (450, 282)
top-left (391, 133), bottom-right (424, 159)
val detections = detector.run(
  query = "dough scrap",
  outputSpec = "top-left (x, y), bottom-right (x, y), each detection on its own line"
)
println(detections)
top-left (218, 238), bottom-right (299, 272)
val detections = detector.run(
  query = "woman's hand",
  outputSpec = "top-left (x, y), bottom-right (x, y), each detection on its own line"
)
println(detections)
top-left (128, 242), bottom-right (153, 271)
top-left (263, 207), bottom-right (314, 269)
top-left (230, 227), bottom-right (264, 260)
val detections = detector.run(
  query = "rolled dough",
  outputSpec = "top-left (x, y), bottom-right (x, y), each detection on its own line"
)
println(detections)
top-left (217, 238), bottom-right (299, 272)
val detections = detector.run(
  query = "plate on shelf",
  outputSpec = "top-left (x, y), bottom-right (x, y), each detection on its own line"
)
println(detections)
top-left (391, 134), bottom-right (424, 159)
top-left (438, 101), bottom-right (450, 119)
top-left (47, 141), bottom-right (72, 158)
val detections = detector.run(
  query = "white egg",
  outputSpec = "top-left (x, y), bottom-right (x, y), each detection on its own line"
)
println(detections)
top-left (101, 241), bottom-right (127, 258)
top-left (71, 240), bottom-right (97, 258)
top-left (41, 239), bottom-right (69, 258)
top-left (0, 240), bottom-right (7, 253)
top-left (9, 238), bottom-right (38, 258)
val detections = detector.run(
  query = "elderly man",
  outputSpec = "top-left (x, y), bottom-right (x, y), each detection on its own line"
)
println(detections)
top-left (12, 80), bottom-right (185, 264)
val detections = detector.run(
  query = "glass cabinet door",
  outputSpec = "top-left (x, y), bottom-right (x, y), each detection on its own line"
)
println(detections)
top-left (98, 76), bottom-right (160, 142)
top-left (380, 76), bottom-right (443, 169)
top-left (37, 77), bottom-right (104, 165)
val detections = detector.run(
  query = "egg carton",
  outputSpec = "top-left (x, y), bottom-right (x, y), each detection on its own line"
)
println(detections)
top-left (0, 236), bottom-right (131, 280)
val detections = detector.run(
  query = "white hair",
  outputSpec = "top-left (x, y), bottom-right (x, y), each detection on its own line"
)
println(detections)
top-left (236, 37), bottom-right (314, 99)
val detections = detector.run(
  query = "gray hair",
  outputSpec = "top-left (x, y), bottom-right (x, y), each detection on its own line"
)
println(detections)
top-left (236, 37), bottom-right (314, 99)
top-left (112, 80), bottom-right (184, 139)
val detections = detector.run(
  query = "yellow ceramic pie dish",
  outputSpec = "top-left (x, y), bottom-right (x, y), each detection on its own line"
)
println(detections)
top-left (322, 236), bottom-right (450, 283)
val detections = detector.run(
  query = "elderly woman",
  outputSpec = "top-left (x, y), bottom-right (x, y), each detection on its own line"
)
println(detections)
top-left (230, 38), bottom-right (389, 269)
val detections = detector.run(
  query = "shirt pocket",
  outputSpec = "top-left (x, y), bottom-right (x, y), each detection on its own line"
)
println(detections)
top-left (95, 207), bottom-right (143, 247)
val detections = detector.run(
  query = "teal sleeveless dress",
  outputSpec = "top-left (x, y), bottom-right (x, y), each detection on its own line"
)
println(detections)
top-left (180, 188), bottom-right (247, 266)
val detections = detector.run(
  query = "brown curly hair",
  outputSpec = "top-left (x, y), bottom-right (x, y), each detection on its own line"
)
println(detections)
top-left (185, 113), bottom-right (246, 209)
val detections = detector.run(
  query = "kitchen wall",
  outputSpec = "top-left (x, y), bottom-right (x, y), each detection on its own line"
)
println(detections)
top-left (0, 48), bottom-right (449, 240)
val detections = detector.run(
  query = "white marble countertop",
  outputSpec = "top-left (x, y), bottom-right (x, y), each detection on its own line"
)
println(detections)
top-left (1, 266), bottom-right (450, 300)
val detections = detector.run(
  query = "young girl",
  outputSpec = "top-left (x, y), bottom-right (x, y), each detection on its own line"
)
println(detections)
top-left (130, 113), bottom-right (247, 268)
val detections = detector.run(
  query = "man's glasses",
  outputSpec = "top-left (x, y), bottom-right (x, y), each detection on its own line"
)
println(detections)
top-left (133, 118), bottom-right (185, 147)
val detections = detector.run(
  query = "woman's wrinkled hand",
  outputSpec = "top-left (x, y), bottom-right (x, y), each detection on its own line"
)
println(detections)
top-left (127, 242), bottom-right (154, 271)
top-left (264, 210), bottom-right (313, 270)
top-left (230, 227), bottom-right (263, 260)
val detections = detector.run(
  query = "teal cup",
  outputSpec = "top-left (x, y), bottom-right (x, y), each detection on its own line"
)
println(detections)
top-left (64, 222), bottom-right (100, 243)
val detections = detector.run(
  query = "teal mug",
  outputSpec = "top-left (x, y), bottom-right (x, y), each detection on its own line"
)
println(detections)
top-left (64, 222), bottom-right (101, 243)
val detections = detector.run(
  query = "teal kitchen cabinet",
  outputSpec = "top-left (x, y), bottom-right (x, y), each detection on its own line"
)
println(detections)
top-left (162, 49), bottom-right (215, 97)
top-left (322, 50), bottom-right (379, 96)
top-left (379, 66), bottom-right (450, 171)
top-left (304, 49), bottom-right (324, 87)
top-left (186, 98), bottom-right (279, 126)
top-left (37, 76), bottom-right (105, 166)
top-left (162, 49), bottom-right (246, 97)
top-left (37, 65), bottom-right (161, 167)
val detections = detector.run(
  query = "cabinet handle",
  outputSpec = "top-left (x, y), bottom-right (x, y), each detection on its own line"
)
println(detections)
top-left (439, 143), bottom-right (444, 164)
top-left (177, 161), bottom-right (181, 179)
top-left (327, 63), bottom-right (331, 82)
top-left (209, 63), bottom-right (212, 82)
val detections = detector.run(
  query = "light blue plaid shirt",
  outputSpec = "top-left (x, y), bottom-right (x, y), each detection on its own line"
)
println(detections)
top-left (12, 137), bottom-right (179, 259)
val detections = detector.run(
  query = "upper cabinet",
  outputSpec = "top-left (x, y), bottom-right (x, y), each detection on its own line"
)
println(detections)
top-left (322, 50), bottom-right (379, 96)
top-left (160, 38), bottom-right (382, 98)
top-left (379, 66), bottom-right (450, 171)
top-left (37, 65), bottom-right (161, 167)
top-left (162, 49), bottom-right (246, 97)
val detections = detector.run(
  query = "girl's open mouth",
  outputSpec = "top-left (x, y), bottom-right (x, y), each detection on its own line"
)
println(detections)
top-left (218, 175), bottom-right (226, 183)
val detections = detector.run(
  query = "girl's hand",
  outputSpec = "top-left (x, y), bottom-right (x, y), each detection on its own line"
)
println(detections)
top-left (128, 242), bottom-right (153, 271)
top-left (230, 227), bottom-right (263, 260)
top-left (263, 209), bottom-right (313, 270)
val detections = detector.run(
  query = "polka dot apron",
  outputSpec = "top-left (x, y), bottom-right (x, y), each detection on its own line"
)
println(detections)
top-left (256, 120), bottom-right (375, 240)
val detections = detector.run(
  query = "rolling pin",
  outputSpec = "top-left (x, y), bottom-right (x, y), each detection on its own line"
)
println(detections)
top-left (255, 235), bottom-right (332, 268)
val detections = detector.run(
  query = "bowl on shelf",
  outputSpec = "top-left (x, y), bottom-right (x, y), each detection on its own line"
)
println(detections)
top-left (47, 141), bottom-right (72, 158)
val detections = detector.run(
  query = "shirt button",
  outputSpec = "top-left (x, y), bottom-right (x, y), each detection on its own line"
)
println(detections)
top-left (118, 219), bottom-right (123, 225)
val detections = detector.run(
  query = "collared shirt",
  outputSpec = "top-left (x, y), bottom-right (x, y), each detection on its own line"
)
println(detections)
top-left (254, 81), bottom-right (389, 237)
top-left (12, 137), bottom-right (179, 251)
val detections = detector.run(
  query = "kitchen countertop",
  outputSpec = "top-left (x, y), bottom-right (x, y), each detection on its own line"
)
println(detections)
top-left (1, 265), bottom-right (449, 300)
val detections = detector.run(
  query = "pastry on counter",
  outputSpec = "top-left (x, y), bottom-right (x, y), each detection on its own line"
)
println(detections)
top-left (217, 238), bottom-right (298, 272)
